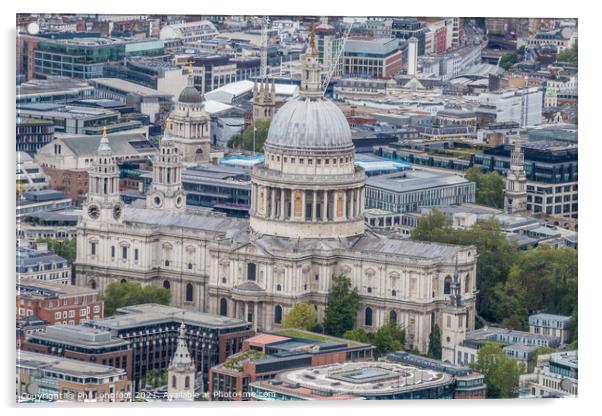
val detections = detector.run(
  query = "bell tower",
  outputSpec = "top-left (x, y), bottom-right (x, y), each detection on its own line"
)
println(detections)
top-left (504, 140), bottom-right (528, 214)
top-left (147, 118), bottom-right (186, 211)
top-left (83, 127), bottom-right (124, 224)
top-left (441, 256), bottom-right (468, 364)
top-left (300, 27), bottom-right (323, 98)
top-left (252, 77), bottom-right (276, 121)
top-left (167, 322), bottom-right (196, 401)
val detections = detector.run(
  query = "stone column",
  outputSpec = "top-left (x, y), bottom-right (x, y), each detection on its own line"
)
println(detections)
top-left (270, 187), bottom-right (276, 218)
top-left (323, 190), bottom-right (328, 221)
top-left (343, 190), bottom-right (348, 220)
top-left (312, 191), bottom-right (317, 222)
top-left (263, 187), bottom-right (268, 216)
top-left (280, 188), bottom-right (285, 220)
top-left (302, 190), bottom-right (306, 220)
top-left (244, 302), bottom-right (249, 322)
top-left (253, 302), bottom-right (259, 331)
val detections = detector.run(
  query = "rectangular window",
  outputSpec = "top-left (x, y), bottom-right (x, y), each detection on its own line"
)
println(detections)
top-left (111, 246), bottom-right (115, 258)
top-left (68, 310), bottom-right (75, 318)
top-left (247, 263), bottom-right (257, 281)
top-left (122, 246), bottom-right (127, 260)
top-left (91, 242), bottom-right (96, 255)
top-left (93, 305), bottom-right (101, 313)
top-left (134, 248), bottom-right (139, 261)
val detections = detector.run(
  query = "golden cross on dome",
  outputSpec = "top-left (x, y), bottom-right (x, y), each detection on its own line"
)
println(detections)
top-left (188, 60), bottom-right (193, 74)
top-left (102, 125), bottom-right (107, 138)
top-left (165, 118), bottom-right (171, 130)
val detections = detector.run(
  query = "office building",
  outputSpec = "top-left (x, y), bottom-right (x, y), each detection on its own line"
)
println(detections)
top-left (528, 313), bottom-right (573, 345)
top-left (85, 304), bottom-right (254, 391)
top-left (16, 350), bottom-right (131, 402)
top-left (17, 151), bottom-right (50, 191)
top-left (365, 170), bottom-right (475, 213)
top-left (16, 77), bottom-right (94, 106)
top-left (28, 35), bottom-right (164, 79)
top-left (251, 360), bottom-right (457, 400)
top-left (16, 189), bottom-right (72, 220)
top-left (342, 38), bottom-right (402, 79)
top-left (478, 87), bottom-right (544, 127)
top-left (521, 350), bottom-right (577, 398)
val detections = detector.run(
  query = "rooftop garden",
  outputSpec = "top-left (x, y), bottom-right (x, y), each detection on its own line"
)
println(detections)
top-left (222, 350), bottom-right (267, 371)
top-left (271, 328), bottom-right (362, 347)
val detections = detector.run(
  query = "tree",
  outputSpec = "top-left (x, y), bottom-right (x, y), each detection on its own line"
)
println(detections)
top-left (470, 344), bottom-right (525, 398)
top-left (464, 167), bottom-right (505, 209)
top-left (371, 322), bottom-right (405, 358)
top-left (412, 214), bottom-right (519, 322)
top-left (428, 324), bottom-right (442, 360)
top-left (227, 119), bottom-right (271, 152)
top-left (36, 237), bottom-right (76, 264)
top-left (491, 247), bottom-right (577, 328)
top-left (343, 323), bottom-right (405, 358)
top-left (556, 41), bottom-right (578, 64)
top-left (411, 209), bottom-right (453, 242)
top-left (323, 275), bottom-right (361, 337)
top-left (342, 328), bottom-right (370, 343)
top-left (103, 282), bottom-right (171, 316)
top-left (282, 303), bottom-right (317, 330)
top-left (142, 369), bottom-right (167, 388)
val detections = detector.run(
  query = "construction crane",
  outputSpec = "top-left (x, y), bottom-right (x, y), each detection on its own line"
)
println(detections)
top-left (320, 19), bottom-right (357, 95)
top-left (260, 16), bottom-right (270, 78)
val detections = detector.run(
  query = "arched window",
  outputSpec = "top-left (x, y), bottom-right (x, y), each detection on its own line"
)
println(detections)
top-left (365, 307), bottom-right (373, 327)
top-left (163, 280), bottom-right (171, 290)
top-left (120, 279), bottom-right (127, 284)
top-left (465, 274), bottom-right (470, 294)
top-left (444, 276), bottom-right (452, 295)
top-left (172, 375), bottom-right (176, 388)
top-left (185, 376), bottom-right (190, 388)
top-left (274, 305), bottom-right (283, 324)
top-left (389, 310), bottom-right (397, 325)
top-left (186, 283), bottom-right (193, 302)
top-left (219, 298), bottom-right (228, 317)
top-left (89, 280), bottom-right (96, 290)
top-left (276, 284), bottom-right (282, 291)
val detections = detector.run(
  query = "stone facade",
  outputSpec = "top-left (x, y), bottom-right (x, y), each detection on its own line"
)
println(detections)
top-left (74, 39), bottom-right (478, 354)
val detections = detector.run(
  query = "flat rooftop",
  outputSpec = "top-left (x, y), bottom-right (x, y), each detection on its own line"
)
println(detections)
top-left (92, 78), bottom-right (169, 97)
top-left (17, 350), bottom-right (126, 378)
top-left (366, 170), bottom-right (470, 194)
top-left (17, 278), bottom-right (96, 298)
top-left (276, 361), bottom-right (451, 397)
top-left (29, 325), bottom-right (128, 349)
top-left (92, 303), bottom-right (250, 331)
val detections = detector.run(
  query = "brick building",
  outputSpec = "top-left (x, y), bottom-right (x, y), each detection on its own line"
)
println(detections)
top-left (16, 278), bottom-right (104, 325)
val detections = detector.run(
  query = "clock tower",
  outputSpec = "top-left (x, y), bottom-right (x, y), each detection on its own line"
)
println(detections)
top-left (83, 127), bottom-right (124, 224)
top-left (146, 118), bottom-right (186, 211)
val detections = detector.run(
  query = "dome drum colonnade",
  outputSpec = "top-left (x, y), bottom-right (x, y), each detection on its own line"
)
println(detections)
top-left (249, 29), bottom-right (366, 239)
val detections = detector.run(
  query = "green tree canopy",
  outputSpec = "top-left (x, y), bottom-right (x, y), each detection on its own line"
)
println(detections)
top-left (343, 322), bottom-right (405, 358)
top-left (282, 302), bottom-right (317, 330)
top-left (227, 119), bottom-right (271, 152)
top-left (103, 282), bottom-right (171, 316)
top-left (428, 324), bottom-right (442, 360)
top-left (464, 167), bottom-right (505, 209)
top-left (324, 275), bottom-right (361, 337)
top-left (36, 237), bottom-right (76, 264)
top-left (412, 213), bottom-right (519, 322)
top-left (556, 41), bottom-right (578, 64)
top-left (490, 247), bottom-right (577, 328)
top-left (371, 322), bottom-right (406, 358)
top-left (342, 328), bottom-right (370, 344)
top-left (470, 344), bottom-right (525, 398)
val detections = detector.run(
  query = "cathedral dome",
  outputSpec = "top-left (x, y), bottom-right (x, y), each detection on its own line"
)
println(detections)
top-left (178, 85), bottom-right (203, 104)
top-left (264, 96), bottom-right (354, 154)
